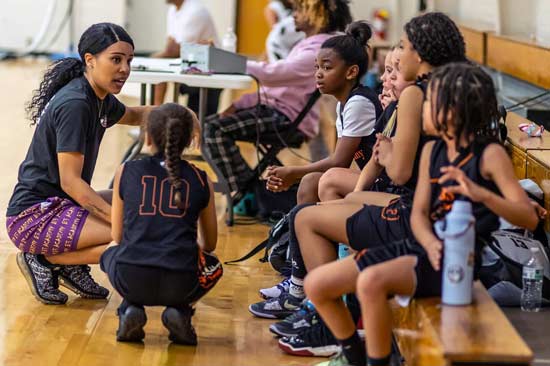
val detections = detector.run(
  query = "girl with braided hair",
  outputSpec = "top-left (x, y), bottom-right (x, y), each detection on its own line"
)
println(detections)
top-left (348, 63), bottom-right (538, 366)
top-left (101, 103), bottom-right (222, 344)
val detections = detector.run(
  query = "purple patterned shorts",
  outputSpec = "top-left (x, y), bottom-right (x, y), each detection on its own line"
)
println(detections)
top-left (6, 197), bottom-right (89, 255)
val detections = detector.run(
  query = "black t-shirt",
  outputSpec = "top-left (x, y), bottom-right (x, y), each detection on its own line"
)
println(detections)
top-left (7, 77), bottom-right (126, 216)
top-left (113, 155), bottom-right (210, 272)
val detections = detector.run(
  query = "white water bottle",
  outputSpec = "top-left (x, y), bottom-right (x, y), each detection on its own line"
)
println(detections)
top-left (222, 27), bottom-right (237, 53)
top-left (521, 247), bottom-right (543, 312)
top-left (434, 200), bottom-right (476, 305)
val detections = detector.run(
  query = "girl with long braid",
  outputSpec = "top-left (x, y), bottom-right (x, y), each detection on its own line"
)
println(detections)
top-left (101, 103), bottom-right (222, 344)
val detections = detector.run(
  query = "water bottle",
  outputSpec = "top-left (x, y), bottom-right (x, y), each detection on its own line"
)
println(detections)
top-left (521, 247), bottom-right (543, 312)
top-left (222, 27), bottom-right (237, 53)
top-left (434, 200), bottom-right (475, 305)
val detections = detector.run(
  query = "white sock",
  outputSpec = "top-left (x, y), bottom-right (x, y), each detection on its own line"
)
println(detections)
top-left (289, 276), bottom-right (305, 299)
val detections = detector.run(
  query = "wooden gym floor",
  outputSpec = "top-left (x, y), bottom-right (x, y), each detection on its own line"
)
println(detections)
top-left (0, 59), bottom-right (324, 366)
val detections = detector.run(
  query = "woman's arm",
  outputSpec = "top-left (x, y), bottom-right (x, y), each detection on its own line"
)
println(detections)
top-left (58, 152), bottom-right (112, 223)
top-left (378, 86), bottom-right (423, 185)
top-left (267, 136), bottom-right (361, 191)
top-left (441, 143), bottom-right (538, 231)
top-left (410, 141), bottom-right (442, 269)
top-left (198, 177), bottom-right (218, 252)
top-left (111, 164), bottom-right (125, 243)
top-left (117, 105), bottom-right (152, 126)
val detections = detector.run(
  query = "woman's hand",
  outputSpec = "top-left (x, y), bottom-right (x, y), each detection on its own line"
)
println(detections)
top-left (265, 166), bottom-right (296, 192)
top-left (373, 133), bottom-right (393, 167)
top-left (425, 239), bottom-right (443, 271)
top-left (439, 166), bottom-right (488, 202)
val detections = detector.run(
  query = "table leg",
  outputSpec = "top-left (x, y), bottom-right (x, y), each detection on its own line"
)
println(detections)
top-left (140, 84), bottom-right (146, 106)
top-left (172, 83), bottom-right (180, 103)
top-left (197, 87), bottom-right (235, 226)
top-left (198, 87), bottom-right (208, 123)
top-left (149, 84), bottom-right (156, 105)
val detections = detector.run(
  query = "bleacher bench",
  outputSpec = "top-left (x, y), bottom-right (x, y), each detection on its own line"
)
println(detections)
top-left (391, 281), bottom-right (533, 366)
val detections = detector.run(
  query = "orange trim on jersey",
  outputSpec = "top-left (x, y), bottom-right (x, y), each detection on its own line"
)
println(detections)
top-left (456, 152), bottom-right (474, 168)
top-left (190, 164), bottom-right (205, 187)
top-left (159, 178), bottom-right (188, 218)
top-left (139, 176), bottom-right (157, 216)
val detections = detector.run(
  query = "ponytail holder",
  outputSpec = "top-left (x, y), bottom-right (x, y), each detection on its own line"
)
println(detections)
top-left (519, 123), bottom-right (544, 137)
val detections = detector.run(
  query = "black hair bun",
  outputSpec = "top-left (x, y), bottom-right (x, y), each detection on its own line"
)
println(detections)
top-left (346, 21), bottom-right (373, 47)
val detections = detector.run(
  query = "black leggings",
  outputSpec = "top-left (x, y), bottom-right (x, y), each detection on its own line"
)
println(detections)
top-left (101, 251), bottom-right (222, 312)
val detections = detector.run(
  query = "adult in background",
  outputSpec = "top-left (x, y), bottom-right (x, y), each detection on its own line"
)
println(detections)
top-left (203, 0), bottom-right (353, 210)
top-left (154, 0), bottom-right (221, 115)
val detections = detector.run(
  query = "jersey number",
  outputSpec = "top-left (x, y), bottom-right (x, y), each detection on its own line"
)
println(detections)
top-left (139, 176), bottom-right (189, 218)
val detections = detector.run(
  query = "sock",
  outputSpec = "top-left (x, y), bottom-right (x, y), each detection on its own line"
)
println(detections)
top-left (289, 276), bottom-right (305, 299)
top-left (367, 354), bottom-right (391, 366)
top-left (339, 331), bottom-right (366, 366)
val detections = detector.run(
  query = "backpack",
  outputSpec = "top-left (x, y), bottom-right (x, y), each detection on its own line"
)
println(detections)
top-left (254, 181), bottom-right (298, 221)
top-left (479, 178), bottom-right (550, 306)
top-left (224, 213), bottom-right (292, 275)
top-left (480, 228), bottom-right (550, 306)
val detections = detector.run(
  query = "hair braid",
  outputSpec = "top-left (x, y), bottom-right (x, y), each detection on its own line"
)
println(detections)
top-left (147, 103), bottom-right (195, 210)
top-left (165, 118), bottom-right (185, 208)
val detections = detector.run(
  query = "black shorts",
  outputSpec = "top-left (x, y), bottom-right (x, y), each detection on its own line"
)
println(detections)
top-left (100, 246), bottom-right (222, 308)
top-left (354, 238), bottom-right (442, 299)
top-left (346, 198), bottom-right (413, 251)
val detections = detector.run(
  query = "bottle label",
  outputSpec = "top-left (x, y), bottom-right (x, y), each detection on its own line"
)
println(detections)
top-left (523, 267), bottom-right (543, 281)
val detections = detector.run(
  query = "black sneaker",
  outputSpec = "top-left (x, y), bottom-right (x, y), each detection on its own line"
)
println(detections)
top-left (58, 265), bottom-right (109, 299)
top-left (161, 307), bottom-right (197, 345)
top-left (16, 252), bottom-right (68, 305)
top-left (269, 301), bottom-right (319, 337)
top-left (117, 305), bottom-right (147, 342)
top-left (278, 320), bottom-right (340, 357)
top-left (249, 292), bottom-right (303, 319)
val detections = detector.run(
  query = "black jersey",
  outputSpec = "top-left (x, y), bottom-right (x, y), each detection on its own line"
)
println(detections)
top-left (7, 76), bottom-right (126, 216)
top-left (429, 139), bottom-right (501, 237)
top-left (114, 155), bottom-right (210, 272)
top-left (372, 77), bottom-right (434, 197)
top-left (339, 85), bottom-right (383, 170)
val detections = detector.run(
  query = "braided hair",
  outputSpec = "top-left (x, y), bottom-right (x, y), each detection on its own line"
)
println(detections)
top-left (404, 12), bottom-right (466, 67)
top-left (321, 21), bottom-right (373, 82)
top-left (428, 62), bottom-right (500, 148)
top-left (26, 23), bottom-right (134, 125)
top-left (147, 103), bottom-right (195, 209)
top-left (293, 0), bottom-right (352, 33)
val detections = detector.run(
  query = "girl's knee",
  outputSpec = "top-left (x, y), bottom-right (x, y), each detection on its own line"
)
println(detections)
top-left (356, 267), bottom-right (385, 301)
top-left (297, 173), bottom-right (322, 204)
top-left (304, 270), bottom-right (326, 302)
top-left (318, 168), bottom-right (344, 200)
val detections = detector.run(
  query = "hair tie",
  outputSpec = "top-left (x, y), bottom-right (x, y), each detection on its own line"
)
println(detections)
top-left (519, 122), bottom-right (544, 137)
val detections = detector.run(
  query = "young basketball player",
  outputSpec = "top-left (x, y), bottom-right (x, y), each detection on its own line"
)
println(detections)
top-left (101, 103), bottom-right (222, 344)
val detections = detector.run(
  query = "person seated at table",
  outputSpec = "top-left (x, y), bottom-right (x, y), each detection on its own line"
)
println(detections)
top-left (153, 0), bottom-right (221, 115)
top-left (264, 0), bottom-right (305, 63)
top-left (203, 0), bottom-right (352, 210)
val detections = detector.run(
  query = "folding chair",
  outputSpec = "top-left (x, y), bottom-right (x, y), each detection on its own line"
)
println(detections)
top-left (205, 89), bottom-right (322, 226)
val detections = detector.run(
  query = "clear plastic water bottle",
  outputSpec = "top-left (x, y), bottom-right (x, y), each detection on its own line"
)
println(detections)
top-left (521, 247), bottom-right (543, 312)
top-left (222, 27), bottom-right (237, 53)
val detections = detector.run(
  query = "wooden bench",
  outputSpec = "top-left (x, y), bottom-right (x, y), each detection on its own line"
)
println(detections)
top-left (505, 111), bottom-right (550, 230)
top-left (391, 281), bottom-right (533, 366)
